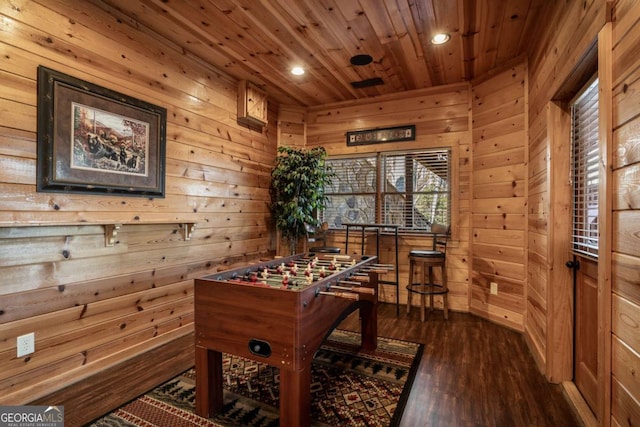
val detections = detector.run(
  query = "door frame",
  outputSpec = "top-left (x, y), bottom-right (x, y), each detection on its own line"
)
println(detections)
top-left (545, 23), bottom-right (613, 426)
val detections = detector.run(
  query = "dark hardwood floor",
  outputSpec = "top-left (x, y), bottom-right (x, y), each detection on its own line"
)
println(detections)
top-left (338, 303), bottom-right (580, 427)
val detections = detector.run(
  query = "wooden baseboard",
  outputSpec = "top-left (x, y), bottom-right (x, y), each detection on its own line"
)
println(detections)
top-left (523, 326), bottom-right (547, 376)
top-left (30, 332), bottom-right (195, 426)
top-left (561, 381), bottom-right (598, 427)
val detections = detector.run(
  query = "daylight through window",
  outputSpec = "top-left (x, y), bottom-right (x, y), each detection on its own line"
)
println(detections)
top-left (570, 77), bottom-right (599, 259)
top-left (321, 148), bottom-right (451, 233)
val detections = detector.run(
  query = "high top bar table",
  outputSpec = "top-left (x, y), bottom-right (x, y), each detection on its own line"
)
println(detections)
top-left (343, 223), bottom-right (400, 315)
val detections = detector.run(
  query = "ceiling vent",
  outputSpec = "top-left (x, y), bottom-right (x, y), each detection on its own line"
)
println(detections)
top-left (350, 77), bottom-right (384, 89)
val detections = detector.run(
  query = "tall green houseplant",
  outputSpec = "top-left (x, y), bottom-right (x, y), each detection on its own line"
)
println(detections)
top-left (270, 146), bottom-right (333, 254)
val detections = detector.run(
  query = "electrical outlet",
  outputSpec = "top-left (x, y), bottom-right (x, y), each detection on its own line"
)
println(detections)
top-left (490, 282), bottom-right (498, 295)
top-left (17, 332), bottom-right (35, 358)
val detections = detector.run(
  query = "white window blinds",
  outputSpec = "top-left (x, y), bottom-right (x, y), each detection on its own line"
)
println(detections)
top-left (382, 149), bottom-right (450, 231)
top-left (322, 149), bottom-right (450, 232)
top-left (570, 78), bottom-right (599, 258)
top-left (322, 156), bottom-right (377, 227)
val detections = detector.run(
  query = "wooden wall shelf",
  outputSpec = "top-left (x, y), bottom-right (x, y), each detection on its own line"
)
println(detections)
top-left (104, 222), bottom-right (196, 246)
top-left (0, 221), bottom-right (197, 247)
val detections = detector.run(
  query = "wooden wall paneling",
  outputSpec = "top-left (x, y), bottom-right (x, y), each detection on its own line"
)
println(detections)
top-left (612, 252), bottom-right (640, 305)
top-left (609, 24), bottom-right (640, 412)
top-left (611, 0), bottom-right (640, 43)
top-left (0, 228), bottom-right (117, 268)
top-left (312, 117), bottom-right (470, 143)
top-left (611, 335), bottom-right (640, 413)
top-left (0, 276), bottom-right (193, 334)
top-left (471, 209), bottom-right (525, 226)
top-left (612, 294), bottom-right (640, 368)
top-left (611, 362), bottom-right (640, 427)
top-left (469, 285), bottom-right (524, 330)
top-left (0, 20), bottom-right (274, 219)
top-left (613, 115), bottom-right (640, 169)
top-left (611, 22), bottom-right (640, 427)
top-left (309, 132), bottom-right (466, 159)
top-left (277, 120), bottom-right (306, 148)
top-left (527, 0), bottom-right (606, 118)
top-left (470, 62), bottom-right (527, 331)
top-left (472, 228), bottom-right (524, 246)
top-left (473, 145), bottom-right (526, 170)
top-left (472, 242), bottom-right (525, 264)
top-left (307, 84), bottom-right (469, 124)
top-left (527, 249), bottom-right (547, 302)
top-left (30, 332), bottom-right (195, 426)
top-left (613, 163), bottom-right (640, 210)
top-left (0, 4), bottom-right (237, 124)
top-left (611, 23), bottom-right (640, 127)
top-left (277, 120), bottom-right (306, 140)
top-left (3, 319), bottom-right (194, 404)
top-left (0, 293), bottom-right (193, 400)
top-left (0, 128), bottom-right (33, 164)
top-left (0, 0), bottom-right (276, 412)
top-left (0, 98), bottom-right (36, 134)
top-left (0, 236), bottom-right (269, 294)
top-left (2, 5), bottom-right (276, 170)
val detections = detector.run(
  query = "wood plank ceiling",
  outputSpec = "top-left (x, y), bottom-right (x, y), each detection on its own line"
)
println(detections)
top-left (97, 0), bottom-right (551, 107)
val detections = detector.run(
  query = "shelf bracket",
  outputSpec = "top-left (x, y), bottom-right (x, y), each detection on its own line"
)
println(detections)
top-left (183, 222), bottom-right (196, 241)
top-left (104, 224), bottom-right (122, 247)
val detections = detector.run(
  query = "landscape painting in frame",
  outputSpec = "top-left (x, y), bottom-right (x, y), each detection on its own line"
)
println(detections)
top-left (36, 66), bottom-right (167, 197)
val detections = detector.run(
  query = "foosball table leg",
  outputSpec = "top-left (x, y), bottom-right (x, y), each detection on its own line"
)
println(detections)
top-left (195, 346), bottom-right (223, 418)
top-left (279, 367), bottom-right (312, 427)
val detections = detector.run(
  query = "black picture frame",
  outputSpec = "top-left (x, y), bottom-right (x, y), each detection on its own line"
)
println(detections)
top-left (346, 124), bottom-right (415, 146)
top-left (36, 66), bottom-right (167, 198)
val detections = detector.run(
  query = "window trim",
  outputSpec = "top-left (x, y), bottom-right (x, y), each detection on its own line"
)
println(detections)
top-left (322, 146), bottom-right (458, 239)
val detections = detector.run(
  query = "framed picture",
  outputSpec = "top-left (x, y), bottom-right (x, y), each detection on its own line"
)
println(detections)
top-left (37, 66), bottom-right (167, 197)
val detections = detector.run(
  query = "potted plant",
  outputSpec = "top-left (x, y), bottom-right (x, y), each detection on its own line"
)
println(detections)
top-left (270, 146), bottom-right (333, 254)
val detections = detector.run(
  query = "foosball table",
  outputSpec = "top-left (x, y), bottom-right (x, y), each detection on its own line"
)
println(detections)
top-left (194, 252), bottom-right (392, 427)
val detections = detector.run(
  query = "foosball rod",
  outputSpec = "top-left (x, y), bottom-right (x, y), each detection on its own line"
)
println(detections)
top-left (263, 262), bottom-right (342, 272)
top-left (316, 290), bottom-right (359, 300)
top-left (349, 274), bottom-right (370, 283)
top-left (309, 253), bottom-right (353, 261)
top-left (301, 259), bottom-right (395, 272)
top-left (337, 279), bottom-right (367, 286)
top-left (359, 265), bottom-right (395, 274)
top-left (296, 259), bottom-right (352, 268)
top-left (329, 284), bottom-right (375, 295)
top-left (299, 255), bottom-right (354, 264)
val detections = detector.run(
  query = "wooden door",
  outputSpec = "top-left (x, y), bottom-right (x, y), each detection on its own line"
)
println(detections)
top-left (567, 74), bottom-right (600, 420)
top-left (571, 255), bottom-right (599, 418)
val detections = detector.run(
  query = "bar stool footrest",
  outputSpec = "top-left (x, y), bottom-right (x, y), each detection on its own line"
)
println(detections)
top-left (406, 283), bottom-right (448, 295)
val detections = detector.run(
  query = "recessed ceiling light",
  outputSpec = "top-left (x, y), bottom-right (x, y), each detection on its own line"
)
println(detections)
top-left (431, 33), bottom-right (450, 45)
top-left (291, 66), bottom-right (305, 75)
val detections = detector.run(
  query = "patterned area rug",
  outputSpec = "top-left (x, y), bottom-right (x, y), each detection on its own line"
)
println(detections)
top-left (89, 330), bottom-right (423, 427)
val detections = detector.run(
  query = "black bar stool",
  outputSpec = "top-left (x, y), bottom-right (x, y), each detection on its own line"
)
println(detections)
top-left (406, 224), bottom-right (450, 321)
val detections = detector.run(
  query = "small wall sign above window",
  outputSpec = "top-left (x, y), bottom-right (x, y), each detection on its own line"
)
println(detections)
top-left (346, 125), bottom-right (415, 146)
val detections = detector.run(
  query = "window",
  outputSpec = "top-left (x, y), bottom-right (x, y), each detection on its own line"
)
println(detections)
top-left (322, 148), bottom-right (451, 232)
top-left (570, 77), bottom-right (599, 258)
